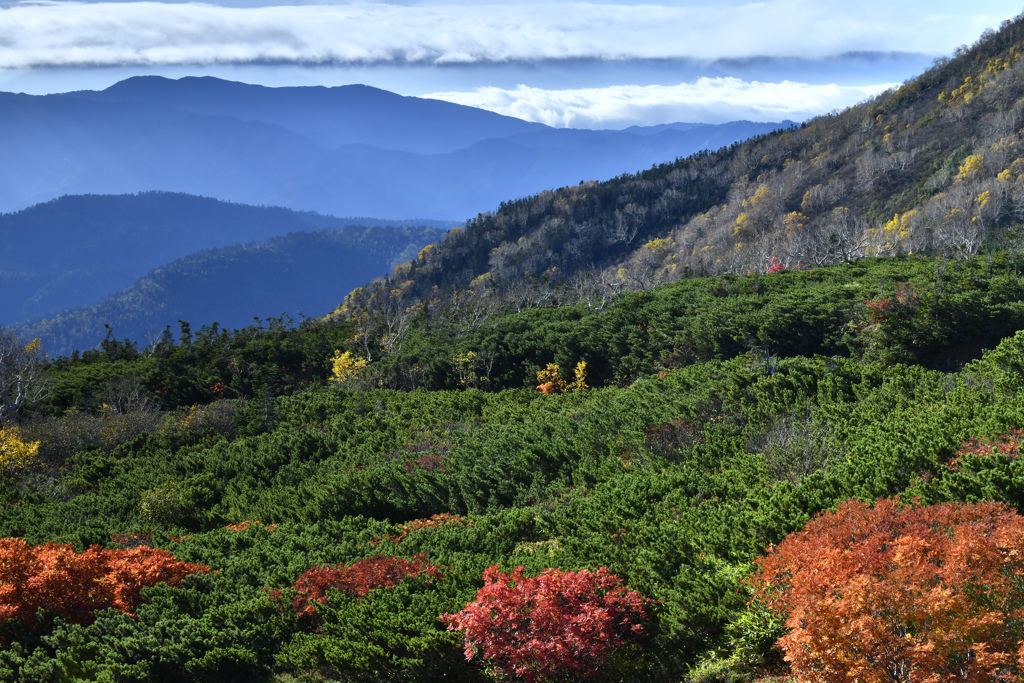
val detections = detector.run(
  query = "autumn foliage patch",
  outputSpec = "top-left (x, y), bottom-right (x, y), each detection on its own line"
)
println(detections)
top-left (442, 566), bottom-right (650, 683)
top-left (290, 554), bottom-right (442, 618)
top-left (0, 537), bottom-right (208, 638)
top-left (750, 498), bottom-right (1024, 683)
top-left (948, 427), bottom-right (1023, 472)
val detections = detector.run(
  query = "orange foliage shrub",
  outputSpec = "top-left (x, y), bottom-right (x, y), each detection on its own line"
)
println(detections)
top-left (751, 499), bottom-right (1024, 682)
top-left (225, 520), bottom-right (279, 532)
top-left (0, 537), bottom-right (208, 637)
top-left (290, 554), bottom-right (442, 618)
top-left (536, 363), bottom-right (565, 394)
top-left (371, 513), bottom-right (474, 546)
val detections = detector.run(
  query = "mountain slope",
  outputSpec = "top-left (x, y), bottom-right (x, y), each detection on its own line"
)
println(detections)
top-left (20, 226), bottom-right (443, 356)
top-left (339, 15), bottom-right (1024, 320)
top-left (0, 192), bottom-right (454, 326)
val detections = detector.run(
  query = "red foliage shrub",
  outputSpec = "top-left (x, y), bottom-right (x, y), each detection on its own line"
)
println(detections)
top-left (291, 554), bottom-right (441, 618)
top-left (948, 427), bottom-right (1023, 472)
top-left (442, 566), bottom-right (650, 683)
top-left (865, 282), bottom-right (919, 324)
top-left (416, 453), bottom-right (445, 471)
top-left (864, 297), bottom-right (892, 322)
top-left (750, 498), bottom-right (1024, 682)
top-left (0, 537), bottom-right (208, 637)
top-left (397, 513), bottom-right (472, 534)
top-left (371, 513), bottom-right (474, 546)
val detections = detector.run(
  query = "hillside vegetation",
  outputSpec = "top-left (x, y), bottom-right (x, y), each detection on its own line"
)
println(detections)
top-left (340, 14), bottom-right (1024, 331)
top-left (1, 251), bottom-right (1024, 681)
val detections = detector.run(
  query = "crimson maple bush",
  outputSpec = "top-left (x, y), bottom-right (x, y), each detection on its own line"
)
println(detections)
top-left (0, 537), bottom-right (208, 638)
top-left (750, 498), bottom-right (1024, 683)
top-left (290, 554), bottom-right (442, 618)
top-left (441, 565), bottom-right (650, 683)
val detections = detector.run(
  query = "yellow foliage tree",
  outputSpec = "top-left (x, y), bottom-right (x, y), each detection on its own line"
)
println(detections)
top-left (330, 350), bottom-right (368, 383)
top-left (955, 154), bottom-right (984, 181)
top-left (566, 361), bottom-right (589, 392)
top-left (536, 364), bottom-right (565, 395)
top-left (0, 425), bottom-right (39, 475)
top-left (536, 361), bottom-right (589, 395)
top-left (783, 211), bottom-right (807, 234)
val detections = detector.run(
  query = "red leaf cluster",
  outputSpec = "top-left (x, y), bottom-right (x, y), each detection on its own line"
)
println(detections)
top-left (0, 537), bottom-right (208, 637)
top-left (291, 554), bottom-right (441, 618)
top-left (750, 498), bottom-right (1024, 682)
top-left (948, 427), bottom-right (1023, 472)
top-left (371, 513), bottom-right (473, 546)
top-left (864, 297), bottom-right (892, 322)
top-left (865, 282), bottom-right (919, 324)
top-left (441, 566), bottom-right (650, 683)
top-left (398, 513), bottom-right (472, 534)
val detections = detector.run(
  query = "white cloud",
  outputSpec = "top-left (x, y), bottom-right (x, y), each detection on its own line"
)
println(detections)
top-left (423, 79), bottom-right (898, 128)
top-left (0, 0), bottom-right (1017, 69)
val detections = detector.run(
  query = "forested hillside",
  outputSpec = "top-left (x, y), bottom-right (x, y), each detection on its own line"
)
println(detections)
top-left (341, 15), bottom-right (1024, 326)
top-left (19, 225), bottom-right (444, 357)
top-left (0, 192), bottom-right (453, 326)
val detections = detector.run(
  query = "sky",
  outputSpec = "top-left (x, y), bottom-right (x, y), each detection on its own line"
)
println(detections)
top-left (0, 0), bottom-right (1021, 128)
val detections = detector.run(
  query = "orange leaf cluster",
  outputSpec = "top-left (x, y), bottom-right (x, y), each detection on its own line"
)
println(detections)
top-left (225, 520), bottom-right (279, 532)
top-left (0, 537), bottom-right (208, 638)
top-left (371, 513), bottom-right (473, 546)
top-left (536, 363), bottom-right (565, 395)
top-left (291, 554), bottom-right (442, 618)
top-left (751, 499), bottom-right (1024, 682)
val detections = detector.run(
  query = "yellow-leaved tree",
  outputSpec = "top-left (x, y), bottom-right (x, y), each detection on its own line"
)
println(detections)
top-left (0, 425), bottom-right (39, 475)
top-left (330, 350), bottom-right (368, 384)
top-left (536, 361), bottom-right (588, 395)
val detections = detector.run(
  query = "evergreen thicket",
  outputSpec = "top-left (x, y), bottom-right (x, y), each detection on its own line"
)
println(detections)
top-left (2, 253), bottom-right (1024, 681)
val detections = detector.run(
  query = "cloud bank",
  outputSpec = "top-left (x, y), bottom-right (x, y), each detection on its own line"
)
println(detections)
top-left (0, 0), bottom-right (1015, 69)
top-left (423, 79), bottom-right (898, 128)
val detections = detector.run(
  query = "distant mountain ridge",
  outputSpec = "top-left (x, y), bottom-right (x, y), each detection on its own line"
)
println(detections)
top-left (0, 76), bottom-right (789, 218)
top-left (19, 225), bottom-right (445, 357)
top-left (0, 192), bottom-right (454, 326)
top-left (71, 77), bottom-right (547, 154)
